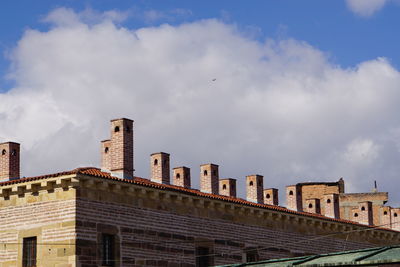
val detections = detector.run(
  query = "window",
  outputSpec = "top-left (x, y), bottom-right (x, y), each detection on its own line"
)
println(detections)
top-left (154, 159), bottom-right (158, 166)
top-left (266, 193), bottom-right (270, 199)
top-left (203, 170), bottom-right (208, 176)
top-left (176, 173), bottom-right (181, 179)
top-left (308, 203), bottom-right (313, 208)
top-left (361, 206), bottom-right (365, 211)
top-left (102, 234), bottom-right (115, 266)
top-left (1, 149), bottom-right (6, 155)
top-left (246, 250), bottom-right (259, 262)
top-left (327, 199), bottom-right (331, 204)
top-left (249, 181), bottom-right (254, 186)
top-left (23, 237), bottom-right (37, 267)
top-left (222, 184), bottom-right (227, 190)
top-left (289, 190), bottom-right (294, 196)
top-left (114, 126), bottom-right (120, 132)
top-left (196, 246), bottom-right (210, 267)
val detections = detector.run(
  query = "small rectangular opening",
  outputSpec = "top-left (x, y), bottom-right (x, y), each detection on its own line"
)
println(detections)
top-left (23, 236), bottom-right (37, 267)
top-left (102, 234), bottom-right (115, 266)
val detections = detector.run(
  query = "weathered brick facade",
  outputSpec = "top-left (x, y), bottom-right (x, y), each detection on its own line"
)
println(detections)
top-left (151, 152), bottom-right (170, 185)
top-left (0, 142), bottom-right (20, 182)
top-left (1, 118), bottom-right (400, 266)
top-left (263, 188), bottom-right (278, 206)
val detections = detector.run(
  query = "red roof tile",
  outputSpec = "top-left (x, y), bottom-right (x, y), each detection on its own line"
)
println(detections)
top-left (0, 167), bottom-right (397, 232)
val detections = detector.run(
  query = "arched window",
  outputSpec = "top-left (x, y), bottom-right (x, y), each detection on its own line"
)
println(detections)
top-left (104, 147), bottom-right (109, 153)
top-left (114, 126), bottom-right (120, 132)
top-left (266, 194), bottom-right (270, 199)
top-left (289, 190), bottom-right (294, 196)
top-left (154, 159), bottom-right (158, 166)
top-left (308, 203), bottom-right (313, 209)
top-left (327, 199), bottom-right (331, 204)
top-left (354, 213), bottom-right (359, 217)
top-left (1, 149), bottom-right (6, 155)
top-left (203, 170), bottom-right (208, 176)
top-left (384, 211), bottom-right (388, 215)
top-left (395, 213), bottom-right (398, 217)
top-left (176, 173), bottom-right (181, 179)
top-left (361, 206), bottom-right (365, 211)
top-left (222, 184), bottom-right (227, 190)
top-left (249, 181), bottom-right (254, 186)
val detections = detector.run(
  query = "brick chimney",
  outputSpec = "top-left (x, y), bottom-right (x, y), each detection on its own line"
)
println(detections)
top-left (305, 198), bottom-right (321, 214)
top-left (286, 185), bottom-right (302, 211)
top-left (101, 139), bottom-right (111, 171)
top-left (353, 201), bottom-right (373, 226)
top-left (173, 166), bottom-right (190, 188)
top-left (0, 142), bottom-right (20, 181)
top-left (200, 164), bottom-right (219, 194)
top-left (219, 178), bottom-right (237, 198)
top-left (381, 206), bottom-right (392, 229)
top-left (100, 118), bottom-right (134, 179)
top-left (151, 152), bottom-right (170, 184)
top-left (323, 194), bottom-right (340, 219)
top-left (391, 208), bottom-right (400, 231)
top-left (264, 188), bottom-right (278, 206)
top-left (246, 175), bottom-right (263, 204)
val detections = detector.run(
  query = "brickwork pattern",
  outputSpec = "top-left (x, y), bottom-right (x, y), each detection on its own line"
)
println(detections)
top-left (110, 118), bottom-right (134, 179)
top-left (219, 179), bottom-right (237, 198)
top-left (0, 142), bottom-right (20, 181)
top-left (305, 198), bottom-right (321, 214)
top-left (323, 194), bottom-right (340, 219)
top-left (381, 206), bottom-right (392, 229)
top-left (101, 139), bottom-right (112, 171)
top-left (151, 153), bottom-right (170, 184)
top-left (173, 167), bottom-right (191, 188)
top-left (200, 164), bottom-right (219, 194)
top-left (391, 208), bottom-right (400, 231)
top-left (246, 175), bottom-right (264, 204)
top-left (300, 183), bottom-right (341, 215)
top-left (286, 185), bottom-right (302, 211)
top-left (76, 197), bottom-right (376, 267)
top-left (355, 202), bottom-right (373, 226)
top-left (264, 188), bottom-right (278, 206)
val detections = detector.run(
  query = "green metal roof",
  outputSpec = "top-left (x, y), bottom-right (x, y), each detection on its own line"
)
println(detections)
top-left (219, 246), bottom-right (400, 266)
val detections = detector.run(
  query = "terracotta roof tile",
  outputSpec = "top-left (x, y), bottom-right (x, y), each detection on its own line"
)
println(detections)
top-left (0, 167), bottom-right (397, 232)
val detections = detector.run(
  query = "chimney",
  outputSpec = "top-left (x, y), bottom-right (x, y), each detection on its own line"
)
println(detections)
top-left (381, 206), bottom-right (392, 229)
top-left (101, 139), bottom-right (111, 172)
top-left (264, 188), bottom-right (279, 206)
top-left (323, 194), bottom-right (340, 219)
top-left (200, 164), bottom-right (219, 194)
top-left (390, 208), bottom-right (400, 231)
top-left (286, 185), bottom-right (303, 211)
top-left (353, 201), bottom-right (373, 226)
top-left (0, 142), bottom-right (20, 181)
top-left (103, 118), bottom-right (134, 179)
top-left (151, 152), bottom-right (170, 184)
top-left (305, 198), bottom-right (321, 214)
top-left (246, 175), bottom-right (263, 204)
top-left (219, 178), bottom-right (237, 198)
top-left (173, 166), bottom-right (190, 188)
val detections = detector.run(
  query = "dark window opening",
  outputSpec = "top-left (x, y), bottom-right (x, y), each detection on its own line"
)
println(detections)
top-left (327, 199), bottom-right (331, 204)
top-left (266, 193), bottom-right (270, 199)
top-left (222, 184), bottom-right (227, 190)
top-left (176, 173), bottom-right (181, 179)
top-left (23, 237), bottom-right (37, 267)
top-left (361, 206), bottom-right (365, 211)
top-left (384, 211), bottom-right (388, 215)
top-left (114, 126), bottom-right (120, 132)
top-left (1, 149), bottom-right (6, 155)
top-left (104, 147), bottom-right (109, 153)
top-left (249, 181), bottom-right (254, 186)
top-left (196, 246), bottom-right (210, 267)
top-left (395, 213), bottom-right (398, 217)
top-left (203, 170), bottom-right (208, 176)
top-left (102, 234), bottom-right (115, 266)
top-left (246, 250), bottom-right (259, 263)
top-left (289, 190), bottom-right (293, 196)
top-left (154, 159), bottom-right (158, 166)
top-left (354, 213), bottom-right (359, 217)
top-left (308, 203), bottom-right (313, 209)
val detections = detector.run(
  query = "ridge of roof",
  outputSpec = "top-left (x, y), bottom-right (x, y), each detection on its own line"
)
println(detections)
top-left (0, 167), bottom-right (398, 232)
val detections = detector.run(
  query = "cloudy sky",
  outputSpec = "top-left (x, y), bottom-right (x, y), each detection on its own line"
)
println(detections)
top-left (1, 0), bottom-right (400, 205)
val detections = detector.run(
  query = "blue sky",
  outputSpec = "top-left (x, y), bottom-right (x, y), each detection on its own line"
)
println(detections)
top-left (1, 0), bottom-right (400, 205)
top-left (1, 0), bottom-right (399, 91)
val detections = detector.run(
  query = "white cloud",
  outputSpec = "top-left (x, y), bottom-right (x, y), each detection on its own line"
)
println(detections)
top-left (346, 0), bottom-right (389, 17)
top-left (2, 8), bottom-right (400, 204)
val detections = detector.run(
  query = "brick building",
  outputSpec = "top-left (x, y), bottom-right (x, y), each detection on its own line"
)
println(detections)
top-left (0, 118), bottom-right (400, 267)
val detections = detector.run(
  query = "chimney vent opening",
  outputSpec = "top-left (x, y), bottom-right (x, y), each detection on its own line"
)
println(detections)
top-left (176, 173), bottom-right (180, 179)
top-left (104, 147), bottom-right (109, 153)
top-left (384, 211), bottom-right (388, 215)
top-left (361, 206), bottom-right (365, 211)
top-left (308, 203), bottom-right (313, 208)
top-left (289, 190), bottom-right (294, 196)
top-left (203, 170), bottom-right (208, 176)
top-left (354, 213), bottom-right (358, 217)
top-left (249, 181), bottom-right (254, 186)
top-left (154, 159), bottom-right (158, 166)
top-left (114, 126), bottom-right (120, 132)
top-left (395, 213), bottom-right (398, 217)
top-left (266, 193), bottom-right (270, 199)
top-left (327, 199), bottom-right (331, 204)
top-left (1, 149), bottom-right (6, 155)
top-left (223, 184), bottom-right (227, 190)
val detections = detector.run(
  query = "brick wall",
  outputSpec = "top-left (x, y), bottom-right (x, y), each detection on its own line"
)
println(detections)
top-left (173, 167), bottom-right (191, 188)
top-left (246, 175), bottom-right (263, 204)
top-left (150, 152), bottom-right (170, 184)
top-left (0, 142), bottom-right (20, 181)
top-left (110, 118), bottom-right (134, 179)
top-left (200, 164), bottom-right (219, 194)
